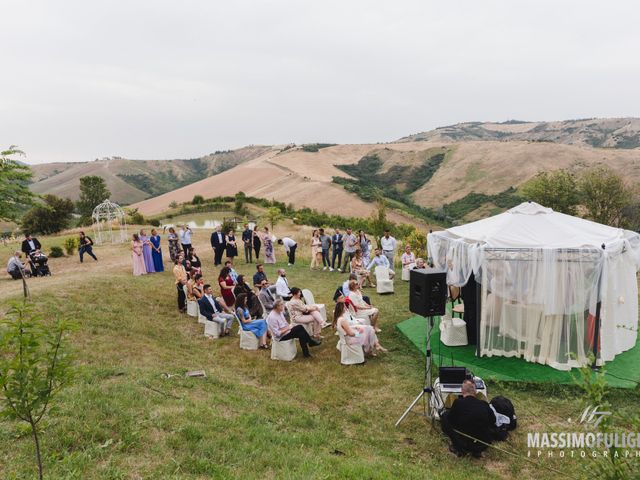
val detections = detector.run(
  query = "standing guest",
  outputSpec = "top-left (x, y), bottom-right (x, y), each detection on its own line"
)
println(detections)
top-left (275, 268), bottom-right (293, 300)
top-left (150, 229), bottom-right (164, 272)
top-left (367, 248), bottom-right (395, 279)
top-left (263, 226), bottom-right (276, 264)
top-left (234, 275), bottom-right (263, 317)
top-left (380, 229), bottom-right (397, 268)
top-left (21, 233), bottom-right (41, 256)
top-left (267, 299), bottom-right (320, 358)
top-left (347, 280), bottom-right (380, 332)
top-left (333, 300), bottom-right (387, 356)
top-left (78, 231), bottom-right (98, 263)
top-left (287, 287), bottom-right (325, 339)
top-left (131, 233), bottom-right (147, 276)
top-left (218, 266), bottom-right (236, 309)
top-left (278, 236), bottom-right (297, 266)
top-left (198, 284), bottom-right (236, 336)
top-left (253, 225), bottom-right (262, 261)
top-left (235, 294), bottom-right (269, 348)
top-left (173, 254), bottom-right (187, 312)
top-left (362, 238), bottom-right (372, 265)
top-left (179, 225), bottom-right (193, 258)
top-left (167, 227), bottom-right (181, 262)
top-left (319, 228), bottom-right (332, 271)
top-left (210, 225), bottom-right (227, 266)
top-left (253, 264), bottom-right (268, 290)
top-left (351, 250), bottom-right (374, 288)
top-left (441, 379), bottom-right (496, 458)
top-left (358, 230), bottom-right (369, 256)
top-left (401, 244), bottom-right (416, 275)
top-left (225, 229), bottom-right (238, 262)
top-left (331, 228), bottom-right (343, 272)
top-left (188, 248), bottom-right (202, 275)
top-left (258, 279), bottom-right (276, 314)
top-left (140, 229), bottom-right (156, 274)
top-left (310, 229), bottom-right (322, 270)
top-left (224, 260), bottom-right (239, 283)
top-left (242, 223), bottom-right (253, 263)
top-left (6, 251), bottom-right (26, 279)
top-left (341, 228), bottom-right (358, 272)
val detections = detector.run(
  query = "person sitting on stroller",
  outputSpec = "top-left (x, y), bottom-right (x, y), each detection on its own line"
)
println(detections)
top-left (29, 249), bottom-right (51, 277)
top-left (6, 251), bottom-right (28, 279)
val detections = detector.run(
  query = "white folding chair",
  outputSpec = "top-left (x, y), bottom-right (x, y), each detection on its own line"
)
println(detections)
top-left (336, 324), bottom-right (365, 365)
top-left (439, 314), bottom-right (468, 346)
top-left (236, 313), bottom-right (259, 350)
top-left (267, 323), bottom-right (297, 361)
top-left (374, 266), bottom-right (394, 294)
top-left (187, 300), bottom-right (199, 317)
top-left (301, 288), bottom-right (327, 324)
top-left (401, 264), bottom-right (415, 281)
top-left (203, 320), bottom-right (220, 339)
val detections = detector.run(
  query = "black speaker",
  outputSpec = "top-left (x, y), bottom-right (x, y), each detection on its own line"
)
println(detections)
top-left (409, 268), bottom-right (447, 317)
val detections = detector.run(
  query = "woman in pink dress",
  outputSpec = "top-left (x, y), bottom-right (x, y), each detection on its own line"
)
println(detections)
top-left (310, 229), bottom-right (322, 270)
top-left (333, 299), bottom-right (387, 355)
top-left (131, 233), bottom-right (147, 276)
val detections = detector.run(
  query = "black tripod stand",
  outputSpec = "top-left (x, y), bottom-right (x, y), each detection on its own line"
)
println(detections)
top-left (395, 315), bottom-right (437, 427)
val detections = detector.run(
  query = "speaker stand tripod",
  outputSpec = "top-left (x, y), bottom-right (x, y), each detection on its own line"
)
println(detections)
top-left (395, 315), bottom-right (437, 427)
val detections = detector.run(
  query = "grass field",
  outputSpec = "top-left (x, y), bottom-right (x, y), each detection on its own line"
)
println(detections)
top-left (1, 225), bottom-right (639, 479)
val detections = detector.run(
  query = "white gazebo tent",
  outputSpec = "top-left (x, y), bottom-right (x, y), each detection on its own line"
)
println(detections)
top-left (428, 202), bottom-right (640, 371)
top-left (91, 199), bottom-right (128, 245)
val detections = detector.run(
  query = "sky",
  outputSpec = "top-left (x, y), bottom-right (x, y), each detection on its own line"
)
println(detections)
top-left (1, 0), bottom-right (639, 164)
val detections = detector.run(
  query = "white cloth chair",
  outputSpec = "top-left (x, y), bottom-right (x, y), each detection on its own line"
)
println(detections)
top-left (401, 264), bottom-right (415, 281)
top-left (301, 288), bottom-right (327, 324)
top-left (236, 314), bottom-right (259, 350)
top-left (198, 312), bottom-right (207, 325)
top-left (335, 324), bottom-right (365, 365)
top-left (439, 314), bottom-right (468, 346)
top-left (267, 324), bottom-right (297, 361)
top-left (187, 300), bottom-right (199, 317)
top-left (204, 320), bottom-right (221, 339)
top-left (347, 304), bottom-right (371, 326)
top-left (374, 266), bottom-right (394, 294)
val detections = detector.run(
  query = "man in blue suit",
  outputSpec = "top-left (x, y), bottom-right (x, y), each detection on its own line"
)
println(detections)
top-left (210, 225), bottom-right (227, 266)
top-left (198, 284), bottom-right (236, 336)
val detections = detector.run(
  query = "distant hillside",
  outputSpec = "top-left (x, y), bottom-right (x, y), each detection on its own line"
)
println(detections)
top-left (28, 146), bottom-right (272, 204)
top-left (399, 118), bottom-right (640, 149)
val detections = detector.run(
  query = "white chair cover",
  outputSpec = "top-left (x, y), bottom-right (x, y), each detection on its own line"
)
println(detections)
top-left (302, 288), bottom-right (327, 323)
top-left (439, 314), bottom-right (468, 346)
top-left (204, 320), bottom-right (220, 339)
top-left (374, 266), bottom-right (394, 294)
top-left (187, 300), bottom-right (199, 317)
top-left (336, 322), bottom-right (365, 365)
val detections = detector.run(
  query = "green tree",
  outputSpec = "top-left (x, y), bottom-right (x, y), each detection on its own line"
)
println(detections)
top-left (520, 169), bottom-right (580, 215)
top-left (0, 146), bottom-right (35, 221)
top-left (370, 199), bottom-right (392, 247)
top-left (76, 176), bottom-right (110, 220)
top-left (265, 206), bottom-right (283, 231)
top-left (579, 166), bottom-right (632, 227)
top-left (404, 228), bottom-right (428, 259)
top-left (21, 195), bottom-right (75, 235)
top-left (192, 195), bottom-right (204, 205)
top-left (0, 302), bottom-right (75, 480)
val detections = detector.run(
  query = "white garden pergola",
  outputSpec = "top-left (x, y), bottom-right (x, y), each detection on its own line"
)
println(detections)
top-left (91, 199), bottom-right (128, 245)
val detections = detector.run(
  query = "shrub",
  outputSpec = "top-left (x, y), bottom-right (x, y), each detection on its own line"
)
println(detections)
top-left (169, 201), bottom-right (178, 209)
top-left (49, 246), bottom-right (64, 258)
top-left (62, 237), bottom-right (78, 255)
top-left (192, 195), bottom-right (204, 205)
top-left (149, 219), bottom-right (161, 227)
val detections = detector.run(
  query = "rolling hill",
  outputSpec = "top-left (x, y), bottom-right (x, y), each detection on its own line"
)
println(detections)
top-left (28, 146), bottom-right (272, 204)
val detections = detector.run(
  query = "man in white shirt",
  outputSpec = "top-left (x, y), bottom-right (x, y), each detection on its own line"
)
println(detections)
top-left (7, 251), bottom-right (26, 279)
top-left (277, 237), bottom-right (297, 265)
top-left (380, 229), bottom-right (397, 268)
top-left (275, 268), bottom-right (293, 300)
top-left (366, 248), bottom-right (396, 278)
top-left (341, 228), bottom-right (357, 272)
top-left (180, 225), bottom-right (193, 258)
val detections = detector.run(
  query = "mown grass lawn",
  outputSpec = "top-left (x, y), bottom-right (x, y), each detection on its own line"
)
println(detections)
top-left (0, 232), bottom-right (638, 479)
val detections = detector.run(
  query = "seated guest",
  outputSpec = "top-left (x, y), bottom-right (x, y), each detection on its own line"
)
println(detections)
top-left (198, 284), bottom-right (236, 336)
top-left (275, 268), bottom-right (292, 300)
top-left (258, 279), bottom-right (276, 314)
top-left (267, 299), bottom-right (320, 357)
top-left (235, 293), bottom-right (269, 348)
top-left (350, 250), bottom-right (375, 288)
top-left (441, 379), bottom-right (496, 458)
top-left (192, 274), bottom-right (205, 300)
top-left (234, 274), bottom-right (262, 318)
top-left (414, 258), bottom-right (426, 269)
top-left (218, 266), bottom-right (236, 309)
top-left (333, 299), bottom-right (387, 355)
top-left (366, 248), bottom-right (395, 279)
top-left (401, 245), bottom-right (416, 271)
top-left (287, 287), bottom-right (325, 340)
top-left (186, 273), bottom-right (200, 301)
top-left (252, 264), bottom-right (268, 290)
top-left (7, 251), bottom-right (26, 279)
top-left (347, 280), bottom-right (380, 332)
top-left (188, 248), bottom-right (202, 275)
top-left (342, 273), bottom-right (371, 304)
top-left (225, 260), bottom-right (239, 283)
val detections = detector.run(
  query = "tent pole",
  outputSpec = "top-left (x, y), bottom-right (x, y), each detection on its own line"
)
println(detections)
top-left (592, 244), bottom-right (606, 369)
top-left (476, 279), bottom-right (482, 358)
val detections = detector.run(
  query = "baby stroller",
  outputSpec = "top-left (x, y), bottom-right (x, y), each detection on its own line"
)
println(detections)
top-left (29, 251), bottom-right (52, 277)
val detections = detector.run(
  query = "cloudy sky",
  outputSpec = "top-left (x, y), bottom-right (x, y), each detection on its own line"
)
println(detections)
top-left (1, 1), bottom-right (638, 164)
